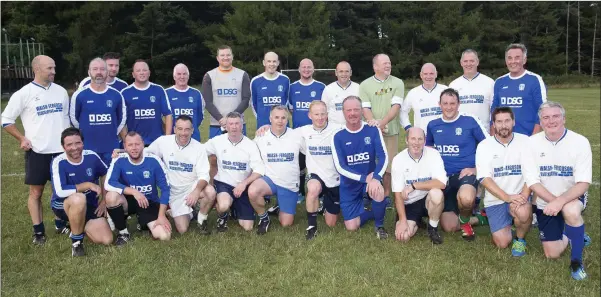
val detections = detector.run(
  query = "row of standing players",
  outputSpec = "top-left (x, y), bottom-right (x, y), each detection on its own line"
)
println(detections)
top-left (0, 44), bottom-right (592, 280)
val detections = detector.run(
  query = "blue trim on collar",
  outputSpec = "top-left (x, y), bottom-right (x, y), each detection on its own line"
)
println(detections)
top-left (494, 133), bottom-right (514, 147)
top-left (31, 81), bottom-right (51, 90)
top-left (463, 72), bottom-right (480, 81)
top-left (421, 83), bottom-right (437, 93)
top-left (408, 149), bottom-right (424, 163)
top-left (546, 129), bottom-right (568, 145)
top-left (270, 127), bottom-right (288, 138)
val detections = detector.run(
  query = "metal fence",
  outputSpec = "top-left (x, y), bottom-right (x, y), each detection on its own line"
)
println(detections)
top-left (1, 28), bottom-right (45, 94)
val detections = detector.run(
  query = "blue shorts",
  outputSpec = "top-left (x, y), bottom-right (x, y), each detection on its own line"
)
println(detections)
top-left (308, 174), bottom-right (340, 215)
top-left (536, 193), bottom-right (588, 242)
top-left (443, 174), bottom-right (479, 213)
top-left (262, 176), bottom-right (299, 215)
top-left (209, 124), bottom-right (247, 139)
top-left (97, 152), bottom-right (113, 166)
top-left (52, 204), bottom-right (101, 223)
top-left (214, 179), bottom-right (255, 220)
top-left (340, 184), bottom-right (368, 221)
top-left (485, 203), bottom-right (513, 233)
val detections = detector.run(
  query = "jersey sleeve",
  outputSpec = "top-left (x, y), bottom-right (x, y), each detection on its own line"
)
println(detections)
top-left (574, 137), bottom-right (593, 184)
top-left (1, 89), bottom-right (25, 127)
top-left (283, 76), bottom-right (291, 108)
top-left (235, 72), bottom-right (251, 114)
top-left (248, 141), bottom-right (266, 176)
top-left (391, 79), bottom-right (404, 106)
top-left (117, 92), bottom-right (127, 133)
top-left (250, 76), bottom-right (258, 118)
top-left (204, 138), bottom-right (216, 155)
top-left (490, 80), bottom-right (500, 127)
top-left (530, 75), bottom-right (547, 126)
top-left (390, 156), bottom-right (406, 192)
top-left (400, 91), bottom-right (413, 130)
top-left (359, 84), bottom-right (371, 109)
top-left (93, 152), bottom-right (109, 177)
top-left (153, 158), bottom-right (171, 205)
top-left (331, 133), bottom-right (367, 183)
top-left (145, 137), bottom-right (162, 159)
top-left (475, 141), bottom-right (492, 181)
top-left (521, 140), bottom-right (540, 187)
top-left (372, 128), bottom-right (388, 181)
top-left (425, 122), bottom-right (435, 146)
top-left (51, 159), bottom-right (77, 198)
top-left (485, 78), bottom-right (494, 109)
top-left (202, 74), bottom-right (222, 121)
top-left (69, 90), bottom-right (82, 128)
top-left (471, 116), bottom-right (488, 143)
top-left (196, 89), bottom-right (204, 125)
top-left (430, 149), bottom-right (448, 185)
top-left (160, 87), bottom-right (172, 117)
top-left (195, 145), bottom-right (211, 183)
top-left (105, 158), bottom-right (126, 194)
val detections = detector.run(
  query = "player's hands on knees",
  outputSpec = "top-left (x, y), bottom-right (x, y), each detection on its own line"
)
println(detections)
top-left (19, 137), bottom-right (32, 151)
top-left (155, 215), bottom-right (171, 233)
top-left (233, 183), bottom-right (246, 198)
top-left (255, 125), bottom-right (271, 137)
top-left (401, 185), bottom-right (414, 201)
top-left (367, 179), bottom-right (383, 199)
top-left (95, 199), bottom-right (107, 217)
top-left (185, 190), bottom-right (200, 207)
top-left (458, 168), bottom-right (476, 179)
top-left (395, 220), bottom-right (410, 242)
top-left (133, 191), bottom-right (149, 208)
top-left (507, 194), bottom-right (526, 205)
top-left (543, 199), bottom-right (564, 216)
top-left (88, 182), bottom-right (101, 195)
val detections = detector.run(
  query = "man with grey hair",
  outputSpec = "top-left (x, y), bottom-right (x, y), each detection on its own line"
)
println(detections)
top-left (70, 57), bottom-right (127, 165)
top-left (400, 63), bottom-right (448, 132)
top-left (528, 101), bottom-right (591, 280)
top-left (166, 63), bottom-right (204, 142)
top-left (359, 53), bottom-right (404, 207)
top-left (322, 61), bottom-right (360, 125)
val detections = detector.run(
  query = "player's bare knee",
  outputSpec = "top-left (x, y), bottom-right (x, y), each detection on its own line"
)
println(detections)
top-left (68, 193), bottom-right (87, 207)
top-left (561, 201), bottom-right (583, 224)
top-left (204, 186), bottom-right (217, 202)
top-left (440, 216), bottom-right (459, 232)
top-left (98, 233), bottom-right (113, 245)
top-left (105, 191), bottom-right (121, 206)
top-left (428, 189), bottom-right (444, 205)
top-left (154, 228), bottom-right (171, 241)
top-left (544, 248), bottom-right (562, 259)
top-left (493, 235), bottom-right (511, 249)
top-left (239, 220), bottom-right (253, 231)
top-left (29, 186), bottom-right (44, 199)
top-left (176, 225), bottom-right (188, 234)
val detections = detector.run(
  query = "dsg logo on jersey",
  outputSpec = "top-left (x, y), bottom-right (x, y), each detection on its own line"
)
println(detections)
top-left (131, 185), bottom-right (153, 194)
top-left (296, 101), bottom-right (311, 110)
top-left (89, 114), bottom-right (112, 123)
top-left (134, 109), bottom-right (156, 117)
top-left (436, 145), bottom-right (460, 154)
top-left (217, 89), bottom-right (238, 96)
top-left (174, 109), bottom-right (194, 116)
top-left (500, 97), bottom-right (523, 105)
top-left (262, 96), bottom-right (282, 104)
top-left (347, 152), bottom-right (370, 164)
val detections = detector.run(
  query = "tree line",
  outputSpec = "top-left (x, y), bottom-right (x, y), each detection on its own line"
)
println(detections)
top-left (1, 1), bottom-right (599, 87)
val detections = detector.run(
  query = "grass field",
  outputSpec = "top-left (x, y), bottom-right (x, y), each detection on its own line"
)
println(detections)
top-left (1, 88), bottom-right (600, 296)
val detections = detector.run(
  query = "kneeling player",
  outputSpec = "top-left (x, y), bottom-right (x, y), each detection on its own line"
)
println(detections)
top-left (51, 128), bottom-right (113, 256)
top-left (476, 107), bottom-right (537, 256)
top-left (332, 96), bottom-right (389, 239)
top-left (392, 127), bottom-right (447, 244)
top-left (205, 112), bottom-right (265, 232)
top-left (105, 131), bottom-right (172, 246)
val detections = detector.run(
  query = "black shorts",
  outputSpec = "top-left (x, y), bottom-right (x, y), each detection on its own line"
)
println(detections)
top-left (443, 174), bottom-right (479, 213)
top-left (405, 198), bottom-right (428, 223)
top-left (299, 153), bottom-right (306, 172)
top-left (125, 195), bottom-right (160, 227)
top-left (52, 204), bottom-right (101, 223)
top-left (25, 150), bottom-right (60, 185)
top-left (309, 174), bottom-right (340, 215)
top-left (214, 180), bottom-right (255, 220)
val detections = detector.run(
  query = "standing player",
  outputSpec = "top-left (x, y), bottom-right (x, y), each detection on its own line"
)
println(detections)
top-left (202, 45), bottom-right (251, 139)
top-left (2, 55), bottom-right (71, 244)
top-left (529, 101), bottom-right (591, 280)
top-left (332, 96), bottom-right (389, 239)
top-left (400, 63), bottom-right (447, 131)
top-left (121, 60), bottom-right (173, 146)
top-left (426, 88), bottom-right (488, 241)
top-left (360, 53), bottom-right (404, 205)
top-left (104, 131), bottom-right (172, 246)
top-left (476, 107), bottom-right (537, 256)
top-left (392, 127), bottom-right (447, 244)
top-left (250, 51), bottom-right (290, 129)
top-left (321, 61), bottom-right (359, 126)
top-left (51, 128), bottom-right (113, 256)
top-left (79, 52), bottom-right (128, 91)
top-left (70, 57), bottom-right (127, 165)
top-left (165, 63), bottom-right (204, 142)
top-left (145, 115), bottom-right (216, 234)
top-left (204, 112), bottom-right (265, 232)
top-left (491, 43), bottom-right (546, 136)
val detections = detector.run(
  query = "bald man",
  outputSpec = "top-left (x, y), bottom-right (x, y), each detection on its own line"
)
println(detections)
top-left (391, 127), bottom-right (447, 244)
top-left (322, 61), bottom-right (360, 125)
top-left (2, 55), bottom-right (71, 245)
top-left (166, 63), bottom-right (204, 141)
top-left (250, 51), bottom-right (290, 129)
top-left (400, 63), bottom-right (448, 132)
top-left (121, 60), bottom-right (173, 146)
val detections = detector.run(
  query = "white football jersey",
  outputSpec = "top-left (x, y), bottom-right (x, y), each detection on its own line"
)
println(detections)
top-left (321, 81), bottom-right (360, 125)
top-left (298, 122), bottom-right (344, 188)
top-left (400, 83), bottom-right (447, 132)
top-left (1, 82), bottom-right (70, 154)
top-left (391, 147), bottom-right (448, 205)
top-left (529, 129), bottom-right (592, 209)
top-left (254, 127), bottom-right (303, 191)
top-left (205, 134), bottom-right (265, 187)
top-left (146, 135), bottom-right (210, 197)
top-left (476, 133), bottom-right (539, 207)
top-left (449, 73), bottom-right (494, 130)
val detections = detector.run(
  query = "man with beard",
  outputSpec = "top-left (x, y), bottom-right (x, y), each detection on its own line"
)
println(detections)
top-left (105, 131), bottom-right (172, 246)
top-left (2, 55), bottom-right (71, 244)
top-left (79, 52), bottom-right (128, 91)
top-left (250, 51), bottom-right (290, 129)
top-left (321, 61), bottom-right (359, 126)
top-left (400, 63), bottom-right (447, 132)
top-left (70, 57), bottom-right (127, 165)
top-left (121, 60), bottom-right (173, 146)
top-left (166, 63), bottom-right (204, 142)
top-left (476, 107), bottom-right (537, 256)
top-left (50, 128), bottom-right (113, 256)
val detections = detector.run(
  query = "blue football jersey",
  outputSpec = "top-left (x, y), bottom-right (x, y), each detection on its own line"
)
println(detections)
top-left (81, 77), bottom-right (129, 92)
top-left (70, 86), bottom-right (126, 153)
top-left (332, 123), bottom-right (388, 202)
top-left (491, 70), bottom-right (546, 136)
top-left (289, 80), bottom-right (326, 128)
top-left (105, 152), bottom-right (171, 205)
top-left (165, 86), bottom-right (204, 142)
top-left (426, 114), bottom-right (488, 175)
top-left (50, 150), bottom-right (108, 209)
top-left (121, 83), bottom-right (173, 145)
top-left (250, 73), bottom-right (290, 128)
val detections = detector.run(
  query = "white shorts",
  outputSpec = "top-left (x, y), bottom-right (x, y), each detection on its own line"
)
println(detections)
top-left (169, 186), bottom-right (196, 218)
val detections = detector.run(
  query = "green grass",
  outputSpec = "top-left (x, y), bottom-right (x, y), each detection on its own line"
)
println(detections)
top-left (2, 88), bottom-right (600, 296)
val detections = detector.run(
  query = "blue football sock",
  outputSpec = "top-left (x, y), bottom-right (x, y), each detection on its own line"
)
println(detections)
top-left (359, 210), bottom-right (374, 227)
top-left (372, 199), bottom-right (387, 228)
top-left (70, 232), bottom-right (84, 244)
top-left (54, 219), bottom-right (66, 229)
top-left (565, 223), bottom-right (585, 263)
top-left (33, 222), bottom-right (45, 234)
